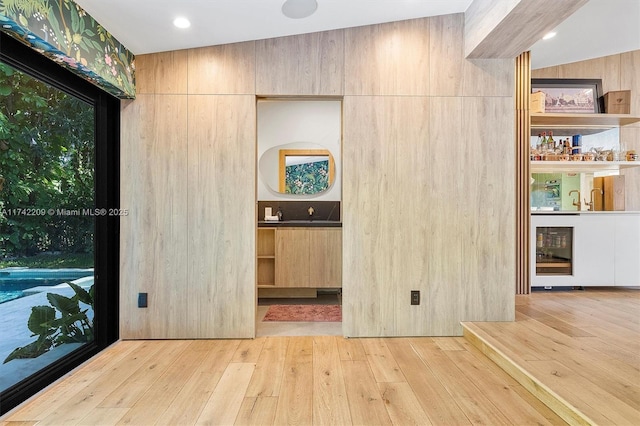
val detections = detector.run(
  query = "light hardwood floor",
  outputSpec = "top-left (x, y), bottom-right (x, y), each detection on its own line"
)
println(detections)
top-left (464, 287), bottom-right (640, 426)
top-left (1, 338), bottom-right (561, 425)
top-left (2, 288), bottom-right (637, 425)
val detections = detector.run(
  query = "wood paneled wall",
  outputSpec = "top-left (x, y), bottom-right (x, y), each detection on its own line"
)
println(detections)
top-left (464, 0), bottom-right (587, 59)
top-left (532, 50), bottom-right (640, 210)
top-left (120, 44), bottom-right (257, 339)
top-left (121, 15), bottom-right (516, 339)
top-left (120, 95), bottom-right (189, 338)
top-left (343, 15), bottom-right (515, 336)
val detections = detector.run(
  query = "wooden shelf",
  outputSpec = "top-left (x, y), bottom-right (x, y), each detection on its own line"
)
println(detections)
top-left (531, 113), bottom-right (640, 127)
top-left (257, 228), bottom-right (276, 287)
top-left (531, 113), bottom-right (640, 136)
top-left (530, 161), bottom-right (640, 173)
top-left (536, 261), bottom-right (571, 268)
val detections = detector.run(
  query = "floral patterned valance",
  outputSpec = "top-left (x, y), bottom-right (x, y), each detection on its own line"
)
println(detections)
top-left (0, 0), bottom-right (135, 98)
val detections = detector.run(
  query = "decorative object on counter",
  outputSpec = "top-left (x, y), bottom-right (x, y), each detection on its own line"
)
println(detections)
top-left (591, 147), bottom-right (607, 161)
top-left (263, 206), bottom-right (281, 221)
top-left (264, 207), bottom-right (278, 221)
top-left (257, 200), bottom-right (340, 222)
top-left (571, 134), bottom-right (582, 147)
top-left (603, 90), bottom-right (631, 114)
top-left (594, 176), bottom-right (625, 211)
top-left (530, 91), bottom-right (546, 113)
top-left (531, 78), bottom-right (603, 114)
top-left (530, 133), bottom-right (635, 163)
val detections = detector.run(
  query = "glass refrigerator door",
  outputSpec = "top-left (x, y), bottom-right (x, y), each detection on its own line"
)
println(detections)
top-left (535, 226), bottom-right (573, 275)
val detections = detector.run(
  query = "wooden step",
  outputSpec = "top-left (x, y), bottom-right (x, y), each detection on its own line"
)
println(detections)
top-left (462, 322), bottom-right (594, 426)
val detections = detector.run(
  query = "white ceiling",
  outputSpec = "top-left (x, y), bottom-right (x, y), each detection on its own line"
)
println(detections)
top-left (74, 0), bottom-right (639, 70)
top-left (528, 0), bottom-right (640, 69)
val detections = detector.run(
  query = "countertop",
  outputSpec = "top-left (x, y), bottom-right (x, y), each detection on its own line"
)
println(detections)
top-left (258, 220), bottom-right (342, 228)
top-left (531, 210), bottom-right (640, 215)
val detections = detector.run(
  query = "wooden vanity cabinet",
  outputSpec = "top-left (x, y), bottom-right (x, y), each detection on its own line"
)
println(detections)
top-left (259, 227), bottom-right (342, 289)
top-left (275, 229), bottom-right (311, 287)
top-left (257, 228), bottom-right (276, 286)
top-left (309, 228), bottom-right (342, 288)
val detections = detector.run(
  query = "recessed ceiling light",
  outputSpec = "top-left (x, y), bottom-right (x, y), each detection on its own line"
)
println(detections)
top-left (282, 0), bottom-right (318, 19)
top-left (542, 32), bottom-right (557, 40)
top-left (173, 17), bottom-right (191, 29)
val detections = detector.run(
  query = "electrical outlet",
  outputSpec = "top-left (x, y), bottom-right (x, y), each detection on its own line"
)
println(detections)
top-left (411, 290), bottom-right (420, 305)
top-left (138, 292), bottom-right (148, 308)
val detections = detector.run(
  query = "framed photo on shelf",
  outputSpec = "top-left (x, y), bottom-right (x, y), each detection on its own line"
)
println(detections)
top-left (531, 78), bottom-right (603, 113)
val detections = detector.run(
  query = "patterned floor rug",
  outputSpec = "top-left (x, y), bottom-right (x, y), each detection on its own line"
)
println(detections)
top-left (262, 304), bottom-right (342, 322)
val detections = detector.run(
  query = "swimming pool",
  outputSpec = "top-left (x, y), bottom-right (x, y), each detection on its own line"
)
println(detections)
top-left (0, 268), bottom-right (94, 304)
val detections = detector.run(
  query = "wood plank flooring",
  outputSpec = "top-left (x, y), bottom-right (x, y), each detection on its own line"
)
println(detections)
top-left (2, 287), bottom-right (637, 425)
top-left (464, 287), bottom-right (640, 426)
top-left (1, 336), bottom-right (562, 425)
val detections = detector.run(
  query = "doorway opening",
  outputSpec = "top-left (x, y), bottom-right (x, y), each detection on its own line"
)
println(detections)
top-left (255, 98), bottom-right (343, 337)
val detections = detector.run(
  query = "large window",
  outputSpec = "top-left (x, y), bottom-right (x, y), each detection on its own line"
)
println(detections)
top-left (0, 33), bottom-right (119, 414)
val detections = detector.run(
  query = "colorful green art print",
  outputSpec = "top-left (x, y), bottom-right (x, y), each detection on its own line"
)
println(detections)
top-left (285, 160), bottom-right (330, 195)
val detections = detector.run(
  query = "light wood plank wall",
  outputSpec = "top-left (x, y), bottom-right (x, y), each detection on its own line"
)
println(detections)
top-left (464, 0), bottom-right (587, 59)
top-left (343, 14), bottom-right (515, 336)
top-left (532, 50), bottom-right (640, 210)
top-left (121, 14), bottom-right (516, 339)
top-left (121, 44), bottom-right (257, 338)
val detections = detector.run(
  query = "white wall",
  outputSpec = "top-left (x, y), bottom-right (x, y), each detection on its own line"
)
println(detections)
top-left (257, 99), bottom-right (342, 201)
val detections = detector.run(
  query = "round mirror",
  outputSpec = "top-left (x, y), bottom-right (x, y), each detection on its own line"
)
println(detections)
top-left (259, 142), bottom-right (336, 195)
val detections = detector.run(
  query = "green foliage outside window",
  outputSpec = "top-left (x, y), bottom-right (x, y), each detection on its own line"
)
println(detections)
top-left (0, 61), bottom-right (94, 258)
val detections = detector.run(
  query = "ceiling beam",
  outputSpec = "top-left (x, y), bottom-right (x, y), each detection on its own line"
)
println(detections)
top-left (465, 0), bottom-right (589, 59)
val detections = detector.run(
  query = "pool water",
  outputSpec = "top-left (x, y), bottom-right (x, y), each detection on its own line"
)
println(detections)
top-left (0, 269), bottom-right (94, 304)
top-left (0, 290), bottom-right (24, 304)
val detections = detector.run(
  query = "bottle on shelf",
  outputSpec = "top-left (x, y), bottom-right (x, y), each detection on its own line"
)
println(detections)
top-left (547, 131), bottom-right (555, 152)
top-left (536, 133), bottom-right (543, 151)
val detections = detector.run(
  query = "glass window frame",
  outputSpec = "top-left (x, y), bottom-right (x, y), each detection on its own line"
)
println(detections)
top-left (0, 32), bottom-right (120, 415)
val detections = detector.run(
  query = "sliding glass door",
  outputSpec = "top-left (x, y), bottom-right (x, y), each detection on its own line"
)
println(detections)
top-left (0, 33), bottom-right (119, 414)
top-left (0, 58), bottom-right (97, 392)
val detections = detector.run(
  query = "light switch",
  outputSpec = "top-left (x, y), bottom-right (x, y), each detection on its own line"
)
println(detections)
top-left (138, 292), bottom-right (148, 308)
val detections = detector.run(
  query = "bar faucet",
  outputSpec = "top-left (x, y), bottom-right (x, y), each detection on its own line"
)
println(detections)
top-left (569, 189), bottom-right (581, 210)
top-left (586, 188), bottom-right (603, 211)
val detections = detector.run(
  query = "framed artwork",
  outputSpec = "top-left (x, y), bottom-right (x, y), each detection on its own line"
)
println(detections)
top-left (278, 149), bottom-right (335, 195)
top-left (531, 78), bottom-right (603, 113)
